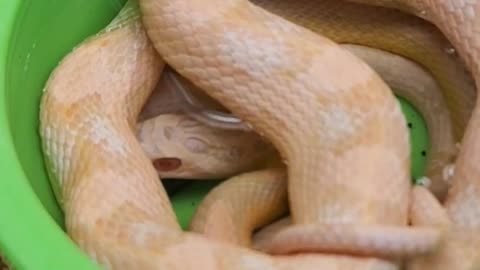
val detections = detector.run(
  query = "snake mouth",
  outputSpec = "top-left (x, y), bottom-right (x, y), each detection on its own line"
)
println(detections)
top-left (257, 224), bottom-right (442, 259)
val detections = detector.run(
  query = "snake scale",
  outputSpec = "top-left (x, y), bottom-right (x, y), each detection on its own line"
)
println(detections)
top-left (38, 0), bottom-right (480, 269)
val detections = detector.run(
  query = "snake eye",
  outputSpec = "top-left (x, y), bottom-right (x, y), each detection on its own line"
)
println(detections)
top-left (153, 158), bottom-right (182, 172)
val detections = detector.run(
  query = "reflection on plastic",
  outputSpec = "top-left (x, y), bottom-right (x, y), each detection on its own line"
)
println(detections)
top-left (165, 69), bottom-right (252, 131)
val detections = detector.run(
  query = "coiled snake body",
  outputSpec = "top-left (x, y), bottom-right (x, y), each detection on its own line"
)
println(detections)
top-left (39, 0), bottom-right (480, 269)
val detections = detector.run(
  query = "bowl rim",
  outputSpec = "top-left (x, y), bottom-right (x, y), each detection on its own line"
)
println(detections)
top-left (0, 1), bottom-right (100, 269)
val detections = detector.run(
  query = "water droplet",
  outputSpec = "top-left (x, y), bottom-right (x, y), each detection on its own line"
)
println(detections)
top-left (419, 10), bottom-right (427, 17)
top-left (445, 47), bottom-right (456, 55)
top-left (417, 176), bottom-right (431, 187)
top-left (443, 164), bottom-right (455, 185)
top-left (245, 122), bottom-right (254, 130)
top-left (240, 122), bottom-right (253, 131)
top-left (23, 53), bottom-right (31, 71)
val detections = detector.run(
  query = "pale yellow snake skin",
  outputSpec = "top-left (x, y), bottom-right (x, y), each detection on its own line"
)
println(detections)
top-left (137, 113), bottom-right (277, 179)
top-left (38, 0), bottom-right (480, 269)
top-left (314, 1), bottom-right (480, 269)
top-left (137, 0), bottom-right (476, 200)
top-left (189, 169), bottom-right (288, 247)
top-left (138, 43), bottom-right (460, 188)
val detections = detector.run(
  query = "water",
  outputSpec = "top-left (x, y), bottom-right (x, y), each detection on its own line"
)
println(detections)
top-left (445, 47), bottom-right (456, 55)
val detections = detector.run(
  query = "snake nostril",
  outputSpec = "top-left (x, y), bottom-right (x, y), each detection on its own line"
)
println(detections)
top-left (153, 158), bottom-right (182, 172)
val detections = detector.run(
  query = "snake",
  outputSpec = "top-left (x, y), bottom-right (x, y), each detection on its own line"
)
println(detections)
top-left (137, 42), bottom-right (462, 186)
top-left (136, 0), bottom-right (476, 200)
top-left (38, 0), bottom-right (480, 269)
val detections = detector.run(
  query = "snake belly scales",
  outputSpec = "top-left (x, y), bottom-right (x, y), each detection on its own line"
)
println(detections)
top-left (38, 0), bottom-right (480, 269)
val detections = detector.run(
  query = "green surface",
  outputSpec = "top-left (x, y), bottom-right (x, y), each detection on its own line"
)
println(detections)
top-left (0, 0), bottom-right (430, 269)
top-left (397, 96), bottom-right (430, 183)
top-left (171, 181), bottom-right (223, 230)
top-left (1, 0), bottom-right (125, 269)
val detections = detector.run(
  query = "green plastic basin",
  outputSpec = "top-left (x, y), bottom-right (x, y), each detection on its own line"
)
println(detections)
top-left (0, 1), bottom-right (125, 269)
top-left (0, 1), bottom-right (429, 269)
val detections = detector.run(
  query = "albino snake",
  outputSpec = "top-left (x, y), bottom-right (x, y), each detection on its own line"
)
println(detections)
top-left (39, 0), bottom-right (480, 269)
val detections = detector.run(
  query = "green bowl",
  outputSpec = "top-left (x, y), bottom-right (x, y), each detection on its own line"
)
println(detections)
top-left (0, 1), bottom-right (124, 269)
top-left (0, 1), bottom-right (429, 269)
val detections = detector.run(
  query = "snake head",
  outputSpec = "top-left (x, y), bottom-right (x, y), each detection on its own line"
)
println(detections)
top-left (136, 113), bottom-right (276, 180)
